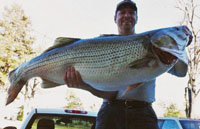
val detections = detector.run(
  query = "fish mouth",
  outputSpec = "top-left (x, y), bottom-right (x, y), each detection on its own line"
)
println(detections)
top-left (181, 26), bottom-right (193, 46)
top-left (188, 35), bottom-right (193, 46)
top-left (152, 45), bottom-right (177, 65)
top-left (183, 26), bottom-right (193, 46)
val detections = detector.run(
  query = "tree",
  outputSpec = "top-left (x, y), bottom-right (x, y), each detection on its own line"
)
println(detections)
top-left (0, 3), bottom-right (35, 90)
top-left (0, 3), bottom-right (40, 120)
top-left (176, 0), bottom-right (200, 118)
top-left (17, 105), bottom-right (24, 121)
top-left (64, 90), bottom-right (84, 110)
top-left (163, 103), bottom-right (184, 118)
top-left (21, 78), bottom-right (40, 120)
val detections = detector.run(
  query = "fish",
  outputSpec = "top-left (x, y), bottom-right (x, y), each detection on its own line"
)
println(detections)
top-left (6, 25), bottom-right (192, 105)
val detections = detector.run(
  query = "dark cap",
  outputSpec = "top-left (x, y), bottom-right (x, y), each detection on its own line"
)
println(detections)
top-left (115, 0), bottom-right (137, 14)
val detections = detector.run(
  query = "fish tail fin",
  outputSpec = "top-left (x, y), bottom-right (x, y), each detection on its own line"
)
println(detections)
top-left (6, 67), bottom-right (27, 105)
top-left (6, 79), bottom-right (27, 105)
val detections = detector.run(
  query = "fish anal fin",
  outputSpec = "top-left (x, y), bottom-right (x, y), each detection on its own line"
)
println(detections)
top-left (41, 79), bottom-right (61, 88)
top-left (44, 37), bottom-right (80, 52)
top-left (120, 83), bottom-right (143, 97)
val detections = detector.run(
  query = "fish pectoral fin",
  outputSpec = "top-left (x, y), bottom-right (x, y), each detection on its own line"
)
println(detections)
top-left (41, 79), bottom-right (60, 88)
top-left (120, 83), bottom-right (143, 97)
top-left (44, 37), bottom-right (80, 52)
top-left (128, 58), bottom-right (152, 69)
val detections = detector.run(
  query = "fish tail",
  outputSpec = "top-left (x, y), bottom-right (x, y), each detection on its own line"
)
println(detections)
top-left (6, 67), bottom-right (27, 105)
top-left (8, 68), bottom-right (17, 82)
top-left (6, 80), bottom-right (26, 105)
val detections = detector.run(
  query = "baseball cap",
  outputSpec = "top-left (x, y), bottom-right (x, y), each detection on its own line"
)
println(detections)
top-left (115, 0), bottom-right (137, 13)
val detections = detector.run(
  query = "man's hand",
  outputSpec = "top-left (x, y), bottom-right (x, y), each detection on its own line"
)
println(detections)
top-left (63, 66), bottom-right (86, 89)
top-left (63, 66), bottom-right (118, 100)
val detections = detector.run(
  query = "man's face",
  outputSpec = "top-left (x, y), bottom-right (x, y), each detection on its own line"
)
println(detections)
top-left (115, 6), bottom-right (137, 34)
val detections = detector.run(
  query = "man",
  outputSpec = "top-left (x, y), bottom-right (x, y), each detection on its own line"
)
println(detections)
top-left (63, 0), bottom-right (188, 129)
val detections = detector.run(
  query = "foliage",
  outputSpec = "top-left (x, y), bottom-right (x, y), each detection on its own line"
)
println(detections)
top-left (0, 3), bottom-right (35, 90)
top-left (0, 3), bottom-right (41, 120)
top-left (163, 104), bottom-right (184, 118)
top-left (17, 105), bottom-right (24, 121)
top-left (176, 0), bottom-right (200, 118)
top-left (64, 90), bottom-right (84, 110)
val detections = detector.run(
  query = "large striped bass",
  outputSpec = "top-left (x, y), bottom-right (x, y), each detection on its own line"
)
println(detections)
top-left (6, 25), bottom-right (192, 105)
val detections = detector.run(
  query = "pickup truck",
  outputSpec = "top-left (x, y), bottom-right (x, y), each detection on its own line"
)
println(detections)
top-left (4, 109), bottom-right (200, 129)
top-left (158, 117), bottom-right (200, 129)
top-left (4, 108), bottom-right (97, 129)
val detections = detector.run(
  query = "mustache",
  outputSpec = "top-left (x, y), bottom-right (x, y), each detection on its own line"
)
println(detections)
top-left (122, 18), bottom-right (133, 22)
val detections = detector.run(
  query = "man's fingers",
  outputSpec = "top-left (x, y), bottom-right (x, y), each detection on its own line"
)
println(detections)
top-left (64, 67), bottom-right (69, 83)
top-left (69, 67), bottom-right (76, 86)
top-left (64, 66), bottom-right (74, 87)
top-left (75, 71), bottom-right (83, 84)
top-left (64, 66), bottom-right (83, 88)
top-left (70, 67), bottom-right (79, 87)
top-left (63, 68), bottom-right (67, 83)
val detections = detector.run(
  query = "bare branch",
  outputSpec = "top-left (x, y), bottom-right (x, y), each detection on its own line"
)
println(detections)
top-left (196, 29), bottom-right (200, 36)
top-left (176, 0), bottom-right (200, 118)
top-left (195, 89), bottom-right (200, 98)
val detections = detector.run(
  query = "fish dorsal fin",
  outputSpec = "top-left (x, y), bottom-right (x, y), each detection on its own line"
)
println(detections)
top-left (99, 34), bottom-right (119, 37)
top-left (44, 37), bottom-right (80, 52)
top-left (41, 79), bottom-right (61, 88)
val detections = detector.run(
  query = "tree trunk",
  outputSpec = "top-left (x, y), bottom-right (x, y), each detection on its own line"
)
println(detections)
top-left (191, 94), bottom-right (200, 118)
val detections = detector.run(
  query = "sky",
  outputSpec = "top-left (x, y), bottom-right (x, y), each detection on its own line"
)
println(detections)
top-left (0, 0), bottom-right (200, 122)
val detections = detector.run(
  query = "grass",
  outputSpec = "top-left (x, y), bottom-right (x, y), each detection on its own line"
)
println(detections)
top-left (31, 119), bottom-right (93, 129)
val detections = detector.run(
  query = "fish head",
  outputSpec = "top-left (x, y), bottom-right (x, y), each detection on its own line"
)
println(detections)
top-left (151, 25), bottom-right (192, 51)
top-left (150, 26), bottom-right (193, 64)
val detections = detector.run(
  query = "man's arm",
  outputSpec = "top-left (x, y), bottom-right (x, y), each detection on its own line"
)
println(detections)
top-left (63, 66), bottom-right (118, 100)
